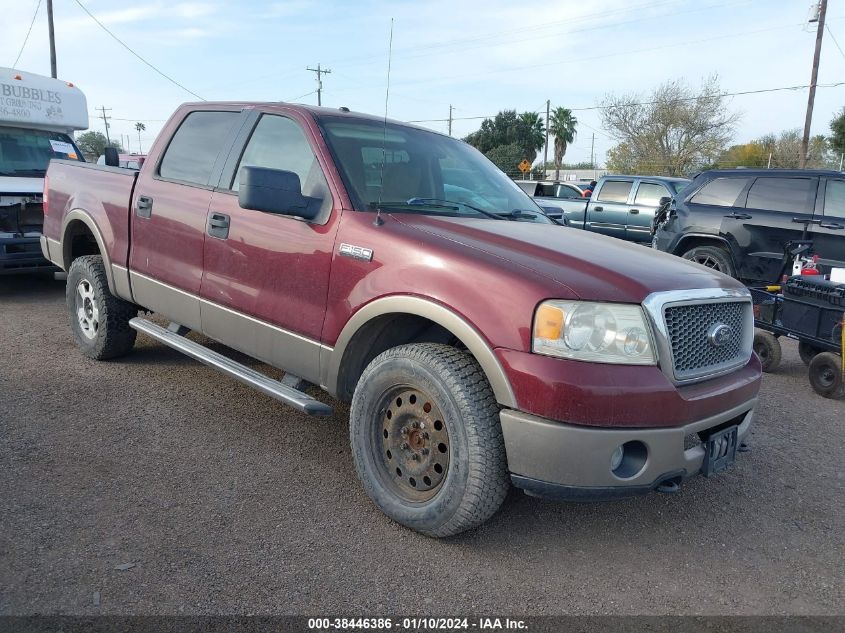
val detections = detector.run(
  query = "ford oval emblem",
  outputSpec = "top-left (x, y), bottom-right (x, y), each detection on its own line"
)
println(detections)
top-left (707, 323), bottom-right (734, 347)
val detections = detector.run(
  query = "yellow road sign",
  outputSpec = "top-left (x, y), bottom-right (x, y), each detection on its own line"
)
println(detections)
top-left (518, 159), bottom-right (531, 173)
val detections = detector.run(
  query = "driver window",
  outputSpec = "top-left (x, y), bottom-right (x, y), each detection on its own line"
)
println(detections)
top-left (824, 180), bottom-right (845, 218)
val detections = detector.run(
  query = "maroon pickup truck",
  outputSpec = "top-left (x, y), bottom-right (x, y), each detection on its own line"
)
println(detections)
top-left (41, 102), bottom-right (761, 537)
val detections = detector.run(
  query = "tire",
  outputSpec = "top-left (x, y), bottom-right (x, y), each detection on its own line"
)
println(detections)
top-left (808, 352), bottom-right (843, 398)
top-left (349, 343), bottom-right (509, 537)
top-left (798, 340), bottom-right (823, 366)
top-left (66, 255), bottom-right (137, 360)
top-left (753, 330), bottom-right (782, 373)
top-left (681, 245), bottom-right (736, 277)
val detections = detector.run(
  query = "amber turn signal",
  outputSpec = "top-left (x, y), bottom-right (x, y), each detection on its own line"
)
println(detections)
top-left (534, 304), bottom-right (564, 340)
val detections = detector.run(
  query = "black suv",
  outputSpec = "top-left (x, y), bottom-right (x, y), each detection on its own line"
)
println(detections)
top-left (653, 169), bottom-right (845, 284)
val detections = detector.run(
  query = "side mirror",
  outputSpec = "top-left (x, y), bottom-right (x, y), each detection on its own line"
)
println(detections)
top-left (104, 147), bottom-right (120, 167)
top-left (237, 166), bottom-right (318, 220)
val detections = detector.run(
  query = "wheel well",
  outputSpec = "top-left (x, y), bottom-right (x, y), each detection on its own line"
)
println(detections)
top-left (63, 220), bottom-right (100, 268)
top-left (674, 235), bottom-right (731, 257)
top-left (335, 313), bottom-right (463, 402)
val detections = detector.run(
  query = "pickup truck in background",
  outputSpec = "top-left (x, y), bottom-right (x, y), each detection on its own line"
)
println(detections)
top-left (519, 175), bottom-right (689, 243)
top-left (42, 102), bottom-right (760, 537)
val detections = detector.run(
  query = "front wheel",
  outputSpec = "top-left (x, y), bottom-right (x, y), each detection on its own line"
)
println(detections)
top-left (66, 255), bottom-right (138, 360)
top-left (808, 352), bottom-right (843, 398)
top-left (349, 343), bottom-right (509, 537)
top-left (681, 245), bottom-right (736, 278)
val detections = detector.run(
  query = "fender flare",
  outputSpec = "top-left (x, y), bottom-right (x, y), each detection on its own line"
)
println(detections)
top-left (673, 232), bottom-right (732, 255)
top-left (61, 209), bottom-right (116, 294)
top-left (324, 295), bottom-right (517, 408)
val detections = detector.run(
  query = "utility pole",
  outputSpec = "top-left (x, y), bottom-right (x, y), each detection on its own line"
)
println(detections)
top-left (46, 0), bottom-right (57, 78)
top-left (98, 106), bottom-right (112, 145)
top-left (590, 133), bottom-right (595, 170)
top-left (448, 105), bottom-right (453, 136)
top-left (306, 64), bottom-right (331, 107)
top-left (543, 99), bottom-right (550, 176)
top-left (799, 0), bottom-right (827, 168)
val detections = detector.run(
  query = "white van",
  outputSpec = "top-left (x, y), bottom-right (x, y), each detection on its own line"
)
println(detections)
top-left (1, 67), bottom-right (87, 274)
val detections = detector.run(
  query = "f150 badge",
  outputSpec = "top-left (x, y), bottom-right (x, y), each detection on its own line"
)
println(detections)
top-left (339, 243), bottom-right (373, 262)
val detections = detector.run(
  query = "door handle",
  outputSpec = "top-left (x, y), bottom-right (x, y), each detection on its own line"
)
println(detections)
top-left (724, 212), bottom-right (752, 220)
top-left (629, 208), bottom-right (640, 215)
top-left (593, 206), bottom-right (604, 212)
top-left (136, 196), bottom-right (153, 218)
top-left (819, 222), bottom-right (844, 230)
top-left (207, 212), bottom-right (230, 239)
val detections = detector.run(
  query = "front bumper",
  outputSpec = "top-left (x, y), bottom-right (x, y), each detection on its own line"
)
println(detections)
top-left (501, 399), bottom-right (755, 501)
top-left (0, 234), bottom-right (57, 275)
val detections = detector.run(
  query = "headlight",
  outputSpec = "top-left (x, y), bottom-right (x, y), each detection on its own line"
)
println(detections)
top-left (532, 300), bottom-right (657, 365)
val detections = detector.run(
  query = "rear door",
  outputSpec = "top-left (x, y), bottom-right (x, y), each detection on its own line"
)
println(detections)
top-left (199, 110), bottom-right (341, 384)
top-left (815, 177), bottom-right (845, 272)
top-left (627, 180), bottom-right (673, 243)
top-left (129, 108), bottom-right (245, 330)
top-left (724, 175), bottom-right (818, 283)
top-left (587, 178), bottom-right (632, 240)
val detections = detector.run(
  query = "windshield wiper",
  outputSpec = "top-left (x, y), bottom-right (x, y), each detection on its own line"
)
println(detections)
top-left (405, 197), bottom-right (508, 221)
top-left (1, 169), bottom-right (46, 177)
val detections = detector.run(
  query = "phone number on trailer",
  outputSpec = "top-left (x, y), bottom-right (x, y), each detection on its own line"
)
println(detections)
top-left (308, 618), bottom-right (527, 631)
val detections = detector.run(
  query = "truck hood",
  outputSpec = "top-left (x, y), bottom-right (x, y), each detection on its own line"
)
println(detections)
top-left (393, 214), bottom-right (743, 304)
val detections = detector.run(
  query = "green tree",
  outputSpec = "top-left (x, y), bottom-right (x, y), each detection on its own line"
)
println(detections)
top-left (830, 107), bottom-right (845, 157)
top-left (134, 122), bottom-right (146, 154)
top-left (484, 142), bottom-right (525, 177)
top-left (464, 109), bottom-right (546, 166)
top-left (548, 107), bottom-right (577, 180)
top-left (601, 75), bottom-right (737, 176)
top-left (75, 131), bottom-right (124, 161)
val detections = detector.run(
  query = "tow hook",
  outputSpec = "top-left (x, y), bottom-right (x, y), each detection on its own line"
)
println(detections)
top-left (655, 478), bottom-right (682, 494)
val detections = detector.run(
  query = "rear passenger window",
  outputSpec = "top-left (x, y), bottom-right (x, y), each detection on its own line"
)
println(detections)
top-left (595, 180), bottom-right (632, 203)
top-left (159, 111), bottom-right (240, 186)
top-left (555, 185), bottom-right (581, 199)
top-left (634, 182), bottom-right (670, 205)
top-left (824, 180), bottom-right (845, 217)
top-left (689, 177), bottom-right (750, 207)
top-left (746, 177), bottom-right (815, 213)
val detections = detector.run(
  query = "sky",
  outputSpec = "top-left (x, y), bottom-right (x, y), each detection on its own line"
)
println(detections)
top-left (2, 0), bottom-right (844, 166)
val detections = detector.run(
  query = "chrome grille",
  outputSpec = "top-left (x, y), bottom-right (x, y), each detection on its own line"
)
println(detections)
top-left (664, 301), bottom-right (746, 380)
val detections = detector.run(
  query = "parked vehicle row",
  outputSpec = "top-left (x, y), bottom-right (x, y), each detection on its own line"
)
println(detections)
top-left (518, 175), bottom-right (690, 243)
top-left (41, 102), bottom-right (760, 537)
top-left (652, 169), bottom-right (845, 284)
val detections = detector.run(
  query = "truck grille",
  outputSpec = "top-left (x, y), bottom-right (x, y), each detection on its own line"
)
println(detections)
top-left (664, 301), bottom-right (747, 380)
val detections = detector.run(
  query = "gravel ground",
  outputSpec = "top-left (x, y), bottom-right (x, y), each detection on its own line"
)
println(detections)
top-left (1, 274), bottom-right (843, 616)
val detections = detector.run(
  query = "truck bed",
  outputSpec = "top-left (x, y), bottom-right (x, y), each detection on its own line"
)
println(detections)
top-left (43, 161), bottom-right (139, 269)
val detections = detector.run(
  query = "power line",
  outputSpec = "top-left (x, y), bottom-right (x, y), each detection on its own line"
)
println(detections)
top-left (826, 24), bottom-right (845, 59)
top-left (306, 64), bottom-right (331, 106)
top-left (69, 0), bottom-right (205, 101)
top-left (11, 0), bottom-right (42, 69)
top-left (407, 82), bottom-right (845, 124)
top-left (286, 89), bottom-right (318, 102)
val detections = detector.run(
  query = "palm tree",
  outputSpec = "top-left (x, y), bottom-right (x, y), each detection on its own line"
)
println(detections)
top-left (518, 111), bottom-right (545, 165)
top-left (548, 107), bottom-right (577, 180)
top-left (134, 122), bottom-right (146, 153)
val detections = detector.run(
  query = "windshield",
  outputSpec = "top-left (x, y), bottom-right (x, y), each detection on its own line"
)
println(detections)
top-left (318, 117), bottom-right (552, 224)
top-left (0, 126), bottom-right (84, 177)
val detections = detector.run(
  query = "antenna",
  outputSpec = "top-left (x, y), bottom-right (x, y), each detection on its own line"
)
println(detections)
top-left (374, 18), bottom-right (394, 227)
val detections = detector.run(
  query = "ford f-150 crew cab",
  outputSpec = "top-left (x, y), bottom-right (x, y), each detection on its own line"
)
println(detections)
top-left (42, 102), bottom-right (761, 537)
top-left (519, 175), bottom-right (689, 243)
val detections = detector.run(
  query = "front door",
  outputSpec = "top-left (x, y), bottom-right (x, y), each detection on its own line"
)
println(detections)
top-left (129, 109), bottom-right (244, 330)
top-left (814, 178), bottom-right (845, 273)
top-left (199, 112), bottom-right (341, 384)
top-left (722, 175), bottom-right (818, 283)
top-left (586, 179), bottom-right (632, 240)
top-left (627, 180), bottom-right (672, 243)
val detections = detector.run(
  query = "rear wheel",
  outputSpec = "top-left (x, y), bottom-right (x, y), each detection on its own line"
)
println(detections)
top-left (66, 255), bottom-right (137, 360)
top-left (681, 245), bottom-right (735, 278)
top-left (753, 330), bottom-right (782, 373)
top-left (808, 352), bottom-right (843, 398)
top-left (798, 340), bottom-right (823, 366)
top-left (349, 343), bottom-right (509, 537)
